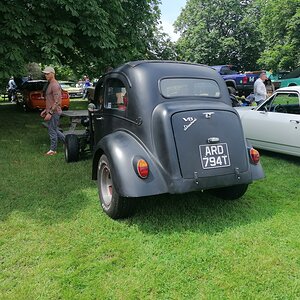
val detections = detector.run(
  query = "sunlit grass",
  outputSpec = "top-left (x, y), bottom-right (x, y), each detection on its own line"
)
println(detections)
top-left (0, 101), bottom-right (300, 299)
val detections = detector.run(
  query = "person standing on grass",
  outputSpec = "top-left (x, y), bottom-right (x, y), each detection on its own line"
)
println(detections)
top-left (253, 71), bottom-right (268, 105)
top-left (82, 75), bottom-right (91, 99)
top-left (7, 76), bottom-right (17, 102)
top-left (40, 66), bottom-right (65, 156)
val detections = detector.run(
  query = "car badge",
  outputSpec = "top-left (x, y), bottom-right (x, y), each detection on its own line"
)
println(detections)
top-left (203, 112), bottom-right (215, 119)
top-left (183, 117), bottom-right (197, 131)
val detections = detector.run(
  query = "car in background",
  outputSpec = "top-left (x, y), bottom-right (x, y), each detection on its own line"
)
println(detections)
top-left (18, 80), bottom-right (70, 111)
top-left (211, 65), bottom-right (259, 97)
top-left (67, 60), bottom-right (264, 219)
top-left (235, 86), bottom-right (300, 157)
top-left (270, 67), bottom-right (300, 89)
top-left (59, 81), bottom-right (83, 98)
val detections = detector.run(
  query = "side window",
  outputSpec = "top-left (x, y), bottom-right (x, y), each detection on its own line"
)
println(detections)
top-left (105, 78), bottom-right (128, 111)
top-left (259, 94), bottom-right (275, 112)
top-left (220, 67), bottom-right (230, 75)
top-left (260, 93), bottom-right (299, 113)
top-left (93, 80), bottom-right (104, 108)
top-left (286, 93), bottom-right (300, 106)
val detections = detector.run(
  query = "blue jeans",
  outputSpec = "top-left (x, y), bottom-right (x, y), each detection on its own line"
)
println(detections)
top-left (48, 113), bottom-right (65, 151)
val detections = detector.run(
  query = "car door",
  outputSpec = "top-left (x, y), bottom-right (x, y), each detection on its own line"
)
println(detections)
top-left (92, 77), bottom-right (129, 145)
top-left (241, 92), bottom-right (300, 155)
top-left (90, 79), bottom-right (105, 146)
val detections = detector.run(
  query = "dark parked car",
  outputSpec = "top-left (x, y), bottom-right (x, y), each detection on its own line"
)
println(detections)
top-left (65, 61), bottom-right (264, 219)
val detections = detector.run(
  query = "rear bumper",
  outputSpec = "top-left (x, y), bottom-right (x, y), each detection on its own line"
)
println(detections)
top-left (167, 170), bottom-right (256, 194)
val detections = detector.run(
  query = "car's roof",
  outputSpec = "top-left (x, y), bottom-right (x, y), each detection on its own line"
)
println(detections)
top-left (110, 60), bottom-right (224, 83)
top-left (276, 86), bottom-right (300, 93)
top-left (281, 67), bottom-right (300, 79)
top-left (104, 60), bottom-right (232, 107)
top-left (113, 60), bottom-right (210, 73)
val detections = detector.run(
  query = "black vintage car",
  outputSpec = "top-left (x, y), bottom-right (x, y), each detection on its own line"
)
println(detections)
top-left (65, 60), bottom-right (264, 219)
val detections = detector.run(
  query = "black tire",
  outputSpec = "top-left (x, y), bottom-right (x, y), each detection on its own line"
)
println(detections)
top-left (212, 184), bottom-right (248, 200)
top-left (64, 134), bottom-right (79, 162)
top-left (97, 154), bottom-right (134, 219)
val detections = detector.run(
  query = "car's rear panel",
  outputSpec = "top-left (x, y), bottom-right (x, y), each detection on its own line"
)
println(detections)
top-left (27, 90), bottom-right (70, 110)
top-left (152, 101), bottom-right (253, 192)
top-left (172, 109), bottom-right (248, 179)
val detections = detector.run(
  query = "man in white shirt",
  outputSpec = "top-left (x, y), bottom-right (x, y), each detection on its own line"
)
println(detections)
top-left (7, 76), bottom-right (17, 102)
top-left (253, 72), bottom-right (268, 105)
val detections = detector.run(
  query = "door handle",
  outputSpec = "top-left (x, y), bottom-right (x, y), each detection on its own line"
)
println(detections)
top-left (290, 120), bottom-right (300, 124)
top-left (96, 117), bottom-right (104, 120)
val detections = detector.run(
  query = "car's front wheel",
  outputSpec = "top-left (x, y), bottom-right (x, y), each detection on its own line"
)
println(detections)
top-left (97, 154), bottom-right (134, 219)
top-left (211, 184), bottom-right (248, 200)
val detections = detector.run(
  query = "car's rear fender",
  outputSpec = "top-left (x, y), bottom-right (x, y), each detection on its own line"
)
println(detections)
top-left (92, 131), bottom-right (169, 197)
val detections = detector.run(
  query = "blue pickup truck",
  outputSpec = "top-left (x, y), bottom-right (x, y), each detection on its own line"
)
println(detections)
top-left (212, 65), bottom-right (259, 96)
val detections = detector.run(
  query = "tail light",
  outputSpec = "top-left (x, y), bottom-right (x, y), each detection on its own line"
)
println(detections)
top-left (30, 92), bottom-right (44, 101)
top-left (249, 148), bottom-right (260, 165)
top-left (135, 158), bottom-right (149, 179)
top-left (242, 76), bottom-right (248, 84)
top-left (62, 91), bottom-right (69, 100)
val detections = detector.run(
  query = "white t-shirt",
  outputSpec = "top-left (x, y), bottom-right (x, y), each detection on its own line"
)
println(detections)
top-left (253, 78), bottom-right (267, 103)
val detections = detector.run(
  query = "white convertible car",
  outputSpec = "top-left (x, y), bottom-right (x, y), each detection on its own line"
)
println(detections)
top-left (236, 86), bottom-right (300, 157)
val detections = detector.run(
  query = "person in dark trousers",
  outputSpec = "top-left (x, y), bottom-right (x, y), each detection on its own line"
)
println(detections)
top-left (40, 66), bottom-right (65, 156)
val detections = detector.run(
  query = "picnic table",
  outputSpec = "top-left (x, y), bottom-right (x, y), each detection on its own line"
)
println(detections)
top-left (61, 110), bottom-right (89, 135)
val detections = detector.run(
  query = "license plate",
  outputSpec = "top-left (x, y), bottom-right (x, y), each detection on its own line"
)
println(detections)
top-left (199, 143), bottom-right (231, 169)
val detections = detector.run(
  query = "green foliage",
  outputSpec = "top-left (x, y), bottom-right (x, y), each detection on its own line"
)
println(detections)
top-left (174, 0), bottom-right (262, 70)
top-left (0, 0), bottom-right (165, 80)
top-left (1, 102), bottom-right (300, 298)
top-left (257, 0), bottom-right (300, 71)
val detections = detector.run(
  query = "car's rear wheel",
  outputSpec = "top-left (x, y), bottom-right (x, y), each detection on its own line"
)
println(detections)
top-left (97, 154), bottom-right (134, 219)
top-left (64, 134), bottom-right (79, 162)
top-left (212, 184), bottom-right (248, 200)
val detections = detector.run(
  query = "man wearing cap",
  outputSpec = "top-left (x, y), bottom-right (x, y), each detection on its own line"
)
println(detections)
top-left (253, 72), bottom-right (268, 105)
top-left (40, 66), bottom-right (65, 156)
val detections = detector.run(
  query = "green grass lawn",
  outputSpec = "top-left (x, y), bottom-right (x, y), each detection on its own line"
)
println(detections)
top-left (0, 101), bottom-right (300, 299)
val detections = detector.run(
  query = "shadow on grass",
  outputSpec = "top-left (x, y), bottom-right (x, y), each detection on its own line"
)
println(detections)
top-left (127, 149), bottom-right (300, 234)
top-left (258, 148), bottom-right (300, 162)
top-left (125, 185), bottom-right (279, 235)
top-left (1, 103), bottom-right (299, 233)
top-left (0, 104), bottom-right (93, 223)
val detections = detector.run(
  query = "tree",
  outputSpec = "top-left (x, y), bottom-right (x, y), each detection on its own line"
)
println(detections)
top-left (0, 0), bottom-right (163, 81)
top-left (174, 0), bottom-right (262, 70)
top-left (256, 0), bottom-right (300, 71)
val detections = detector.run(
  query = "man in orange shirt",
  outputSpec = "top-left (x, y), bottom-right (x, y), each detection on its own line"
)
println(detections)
top-left (40, 66), bottom-right (65, 155)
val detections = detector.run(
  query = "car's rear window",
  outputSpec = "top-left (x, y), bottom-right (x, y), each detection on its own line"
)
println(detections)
top-left (21, 81), bottom-right (47, 91)
top-left (160, 78), bottom-right (221, 98)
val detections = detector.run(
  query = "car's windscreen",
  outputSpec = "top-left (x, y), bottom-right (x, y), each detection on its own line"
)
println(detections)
top-left (60, 82), bottom-right (76, 88)
top-left (160, 78), bottom-right (221, 98)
